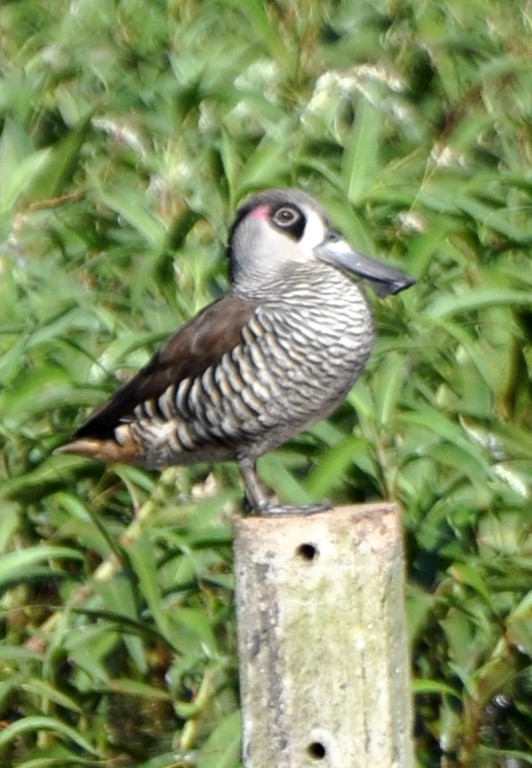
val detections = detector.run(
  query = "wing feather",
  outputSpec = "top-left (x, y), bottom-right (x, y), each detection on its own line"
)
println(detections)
top-left (73, 294), bottom-right (258, 440)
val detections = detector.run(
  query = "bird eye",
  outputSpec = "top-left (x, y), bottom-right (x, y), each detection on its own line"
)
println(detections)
top-left (272, 206), bottom-right (300, 228)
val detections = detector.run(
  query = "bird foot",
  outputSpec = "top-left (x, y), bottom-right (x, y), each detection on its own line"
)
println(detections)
top-left (254, 500), bottom-right (333, 517)
top-left (238, 458), bottom-right (332, 517)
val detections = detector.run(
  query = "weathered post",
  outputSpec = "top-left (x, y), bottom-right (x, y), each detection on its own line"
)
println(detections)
top-left (233, 502), bottom-right (413, 768)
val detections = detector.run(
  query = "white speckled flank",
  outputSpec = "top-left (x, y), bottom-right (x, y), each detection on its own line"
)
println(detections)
top-left (130, 265), bottom-right (374, 469)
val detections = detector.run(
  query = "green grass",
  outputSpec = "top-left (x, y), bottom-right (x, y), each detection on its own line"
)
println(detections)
top-left (1, 0), bottom-right (531, 765)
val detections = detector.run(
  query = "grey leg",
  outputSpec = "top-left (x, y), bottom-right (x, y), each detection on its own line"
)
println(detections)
top-left (238, 458), bottom-right (332, 517)
top-left (238, 458), bottom-right (275, 512)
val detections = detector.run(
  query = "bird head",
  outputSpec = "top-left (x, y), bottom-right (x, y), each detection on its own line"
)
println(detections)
top-left (228, 188), bottom-right (415, 297)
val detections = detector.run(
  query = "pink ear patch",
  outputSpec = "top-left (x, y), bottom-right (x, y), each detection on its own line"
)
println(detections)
top-left (250, 205), bottom-right (270, 220)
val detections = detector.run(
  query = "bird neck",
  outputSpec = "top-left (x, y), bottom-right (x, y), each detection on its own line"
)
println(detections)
top-left (232, 261), bottom-right (357, 303)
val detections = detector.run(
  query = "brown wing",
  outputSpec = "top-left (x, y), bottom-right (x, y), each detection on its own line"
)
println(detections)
top-left (72, 293), bottom-right (258, 441)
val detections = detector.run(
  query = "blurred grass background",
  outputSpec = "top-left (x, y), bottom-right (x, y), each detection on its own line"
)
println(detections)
top-left (0, 0), bottom-right (531, 765)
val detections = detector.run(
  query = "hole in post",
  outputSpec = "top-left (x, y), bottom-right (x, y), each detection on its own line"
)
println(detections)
top-left (307, 741), bottom-right (326, 760)
top-left (296, 543), bottom-right (318, 561)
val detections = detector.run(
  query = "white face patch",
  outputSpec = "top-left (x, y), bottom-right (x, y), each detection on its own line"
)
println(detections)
top-left (298, 207), bottom-right (328, 253)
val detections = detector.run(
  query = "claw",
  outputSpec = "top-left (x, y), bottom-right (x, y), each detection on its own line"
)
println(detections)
top-left (255, 500), bottom-right (332, 517)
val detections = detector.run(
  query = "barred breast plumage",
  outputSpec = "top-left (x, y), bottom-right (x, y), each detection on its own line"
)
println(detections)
top-left (56, 188), bottom-right (414, 514)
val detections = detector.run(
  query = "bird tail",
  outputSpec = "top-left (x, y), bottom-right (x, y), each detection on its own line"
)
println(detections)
top-left (54, 437), bottom-right (138, 464)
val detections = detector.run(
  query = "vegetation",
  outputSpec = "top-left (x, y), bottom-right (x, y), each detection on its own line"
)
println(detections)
top-left (0, 0), bottom-right (530, 765)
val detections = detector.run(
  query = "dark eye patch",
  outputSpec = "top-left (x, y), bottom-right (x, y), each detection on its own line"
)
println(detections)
top-left (271, 204), bottom-right (306, 240)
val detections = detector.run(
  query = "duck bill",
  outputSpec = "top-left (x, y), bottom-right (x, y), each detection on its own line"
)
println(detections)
top-left (316, 238), bottom-right (415, 297)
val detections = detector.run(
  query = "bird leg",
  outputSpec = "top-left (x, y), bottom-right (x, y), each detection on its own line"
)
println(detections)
top-left (238, 458), bottom-right (332, 517)
top-left (238, 458), bottom-right (277, 513)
